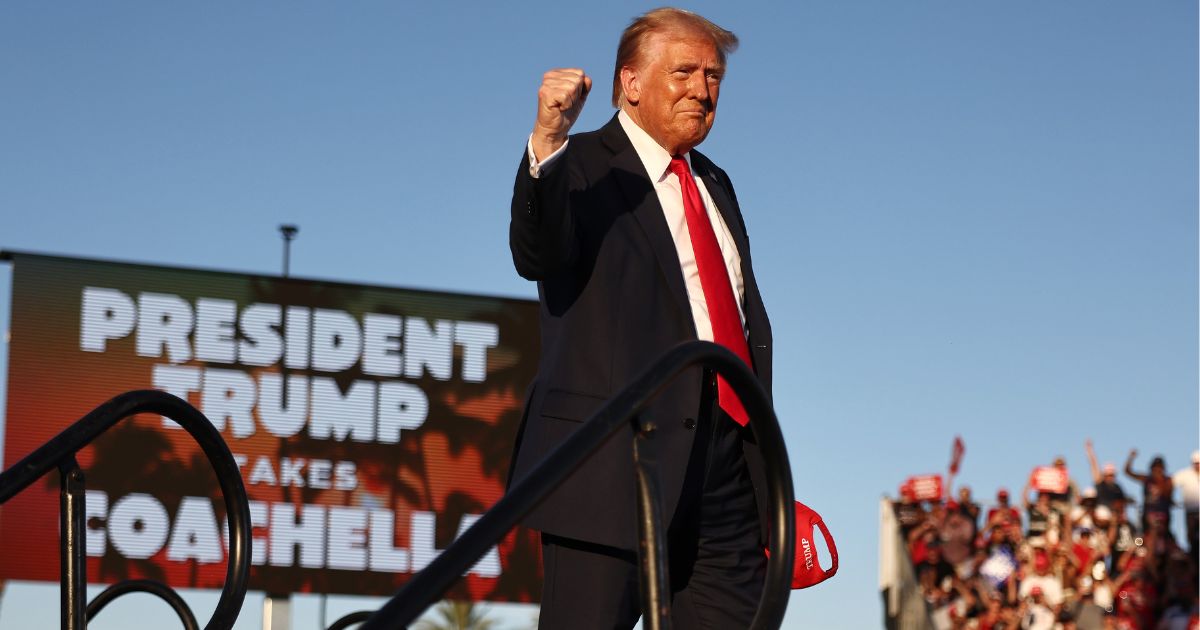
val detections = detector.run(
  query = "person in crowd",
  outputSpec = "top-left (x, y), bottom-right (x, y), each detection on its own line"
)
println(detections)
top-left (942, 496), bottom-right (978, 572)
top-left (1083, 505), bottom-right (1112, 558)
top-left (908, 504), bottom-right (947, 566)
top-left (1112, 549), bottom-right (1158, 629)
top-left (1088, 562), bottom-right (1117, 615)
top-left (987, 487), bottom-right (1022, 530)
top-left (1104, 503), bottom-right (1138, 578)
top-left (1047, 456), bottom-right (1079, 517)
top-left (895, 489), bottom-right (928, 538)
top-left (1086, 439), bottom-right (1128, 508)
top-left (1048, 542), bottom-right (1081, 597)
top-left (975, 590), bottom-right (1006, 630)
top-left (1073, 487), bottom-right (1099, 531)
top-left (1125, 450), bottom-right (1174, 534)
top-left (1156, 547), bottom-right (1198, 630)
top-left (1019, 551), bottom-right (1065, 608)
top-left (1170, 451), bottom-right (1199, 554)
top-left (917, 542), bottom-right (957, 594)
top-left (1018, 585), bottom-right (1057, 630)
top-left (984, 515), bottom-right (1022, 559)
top-left (954, 485), bottom-right (982, 531)
top-left (1070, 580), bottom-right (1104, 628)
top-left (1073, 528), bottom-right (1100, 580)
top-left (1024, 486), bottom-right (1062, 547)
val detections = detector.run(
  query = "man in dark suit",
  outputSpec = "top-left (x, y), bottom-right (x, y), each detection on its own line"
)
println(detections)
top-left (508, 8), bottom-right (774, 628)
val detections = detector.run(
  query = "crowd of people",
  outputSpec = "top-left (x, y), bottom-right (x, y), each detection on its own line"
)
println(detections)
top-left (893, 442), bottom-right (1200, 630)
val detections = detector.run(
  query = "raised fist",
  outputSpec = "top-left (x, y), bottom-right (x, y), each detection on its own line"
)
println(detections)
top-left (532, 68), bottom-right (591, 161)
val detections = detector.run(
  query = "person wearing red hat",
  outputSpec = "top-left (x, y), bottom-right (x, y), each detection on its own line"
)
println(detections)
top-left (986, 487), bottom-right (1021, 529)
top-left (1018, 583), bottom-right (1056, 630)
top-left (1018, 550), bottom-right (1063, 607)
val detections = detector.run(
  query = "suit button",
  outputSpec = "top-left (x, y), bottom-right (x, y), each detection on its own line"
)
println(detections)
top-left (683, 418), bottom-right (696, 430)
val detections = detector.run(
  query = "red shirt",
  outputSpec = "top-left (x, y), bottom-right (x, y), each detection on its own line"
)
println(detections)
top-left (1072, 540), bottom-right (1094, 570)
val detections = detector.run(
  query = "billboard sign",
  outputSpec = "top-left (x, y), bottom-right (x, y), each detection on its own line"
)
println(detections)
top-left (0, 252), bottom-right (541, 601)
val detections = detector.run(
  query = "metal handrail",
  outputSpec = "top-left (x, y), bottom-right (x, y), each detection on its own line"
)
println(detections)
top-left (354, 341), bottom-right (796, 630)
top-left (86, 579), bottom-right (200, 630)
top-left (0, 390), bottom-right (252, 630)
top-left (327, 610), bottom-right (372, 630)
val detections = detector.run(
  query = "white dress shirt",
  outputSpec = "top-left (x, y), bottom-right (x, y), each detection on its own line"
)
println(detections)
top-left (526, 110), bottom-right (747, 343)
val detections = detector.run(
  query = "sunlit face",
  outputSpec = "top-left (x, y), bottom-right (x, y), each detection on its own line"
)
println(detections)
top-left (622, 29), bottom-right (724, 155)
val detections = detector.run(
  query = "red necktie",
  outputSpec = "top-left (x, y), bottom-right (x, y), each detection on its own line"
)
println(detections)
top-left (668, 156), bottom-right (753, 426)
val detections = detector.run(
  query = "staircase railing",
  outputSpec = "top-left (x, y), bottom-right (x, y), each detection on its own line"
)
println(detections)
top-left (0, 342), bottom-right (792, 630)
top-left (0, 390), bottom-right (252, 630)
top-left (336, 341), bottom-right (796, 630)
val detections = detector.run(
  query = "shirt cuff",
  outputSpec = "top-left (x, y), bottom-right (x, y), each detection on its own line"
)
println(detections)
top-left (527, 135), bottom-right (568, 178)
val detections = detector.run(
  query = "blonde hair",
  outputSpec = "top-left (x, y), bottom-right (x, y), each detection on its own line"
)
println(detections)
top-left (611, 7), bottom-right (738, 107)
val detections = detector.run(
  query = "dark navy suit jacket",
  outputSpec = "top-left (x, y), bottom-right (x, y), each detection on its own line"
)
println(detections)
top-left (508, 114), bottom-right (774, 551)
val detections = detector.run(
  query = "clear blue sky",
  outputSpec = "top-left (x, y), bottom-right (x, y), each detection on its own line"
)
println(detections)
top-left (1, 2), bottom-right (1196, 629)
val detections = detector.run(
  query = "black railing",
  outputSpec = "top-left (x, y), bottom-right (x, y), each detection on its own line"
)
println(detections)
top-left (341, 341), bottom-right (795, 630)
top-left (0, 390), bottom-right (252, 630)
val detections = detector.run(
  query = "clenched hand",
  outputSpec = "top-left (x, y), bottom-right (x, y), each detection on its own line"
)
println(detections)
top-left (531, 68), bottom-right (591, 162)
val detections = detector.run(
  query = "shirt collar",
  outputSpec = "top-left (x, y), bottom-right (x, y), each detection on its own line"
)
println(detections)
top-left (618, 109), bottom-right (691, 183)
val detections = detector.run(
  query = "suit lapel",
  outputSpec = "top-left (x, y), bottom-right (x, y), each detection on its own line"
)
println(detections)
top-left (601, 118), bottom-right (693, 330)
top-left (691, 153), bottom-right (773, 381)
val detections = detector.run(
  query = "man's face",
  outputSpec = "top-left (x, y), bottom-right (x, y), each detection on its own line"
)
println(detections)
top-left (624, 29), bottom-right (723, 155)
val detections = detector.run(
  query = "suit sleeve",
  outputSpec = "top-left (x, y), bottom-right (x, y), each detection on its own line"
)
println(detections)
top-left (509, 146), bottom-right (579, 280)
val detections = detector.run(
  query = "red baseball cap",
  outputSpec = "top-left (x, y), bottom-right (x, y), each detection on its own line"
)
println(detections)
top-left (789, 501), bottom-right (838, 589)
top-left (765, 501), bottom-right (839, 589)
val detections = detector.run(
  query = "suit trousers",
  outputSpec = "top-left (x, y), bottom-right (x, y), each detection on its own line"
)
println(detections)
top-left (537, 385), bottom-right (765, 630)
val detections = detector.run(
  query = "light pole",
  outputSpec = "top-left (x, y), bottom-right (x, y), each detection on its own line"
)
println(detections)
top-left (269, 223), bottom-right (299, 629)
top-left (271, 223), bottom-right (300, 624)
top-left (279, 224), bottom-right (299, 277)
